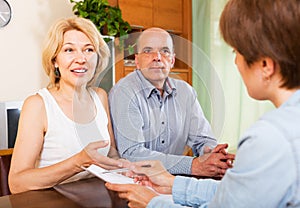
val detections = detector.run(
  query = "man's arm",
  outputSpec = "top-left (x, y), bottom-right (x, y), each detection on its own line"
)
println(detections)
top-left (186, 87), bottom-right (217, 156)
top-left (120, 140), bottom-right (194, 175)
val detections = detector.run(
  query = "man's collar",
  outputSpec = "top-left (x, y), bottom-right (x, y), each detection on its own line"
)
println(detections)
top-left (164, 78), bottom-right (176, 96)
top-left (135, 69), bottom-right (177, 98)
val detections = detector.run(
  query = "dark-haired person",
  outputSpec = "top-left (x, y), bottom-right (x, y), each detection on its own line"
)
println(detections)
top-left (9, 17), bottom-right (128, 194)
top-left (106, 0), bottom-right (300, 207)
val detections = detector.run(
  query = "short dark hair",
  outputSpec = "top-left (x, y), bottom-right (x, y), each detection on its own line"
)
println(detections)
top-left (219, 0), bottom-right (300, 89)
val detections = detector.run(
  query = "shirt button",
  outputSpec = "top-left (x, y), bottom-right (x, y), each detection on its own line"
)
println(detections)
top-left (162, 140), bottom-right (165, 144)
top-left (162, 121), bottom-right (164, 124)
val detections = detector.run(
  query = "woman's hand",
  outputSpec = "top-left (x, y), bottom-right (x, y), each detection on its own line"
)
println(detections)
top-left (105, 183), bottom-right (158, 208)
top-left (128, 160), bottom-right (175, 194)
top-left (106, 160), bottom-right (175, 207)
top-left (79, 141), bottom-right (125, 170)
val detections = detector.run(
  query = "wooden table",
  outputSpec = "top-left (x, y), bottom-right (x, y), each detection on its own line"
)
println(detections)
top-left (0, 177), bottom-right (128, 208)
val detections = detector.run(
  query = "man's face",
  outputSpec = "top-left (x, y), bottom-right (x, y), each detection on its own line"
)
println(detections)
top-left (135, 29), bottom-right (175, 88)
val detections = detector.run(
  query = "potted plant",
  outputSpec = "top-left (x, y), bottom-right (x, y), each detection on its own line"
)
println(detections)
top-left (69, 0), bottom-right (134, 53)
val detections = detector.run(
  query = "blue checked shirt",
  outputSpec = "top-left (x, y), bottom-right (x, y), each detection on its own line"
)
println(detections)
top-left (109, 70), bottom-right (216, 174)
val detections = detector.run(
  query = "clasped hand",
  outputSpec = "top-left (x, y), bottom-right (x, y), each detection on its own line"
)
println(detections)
top-left (191, 143), bottom-right (235, 177)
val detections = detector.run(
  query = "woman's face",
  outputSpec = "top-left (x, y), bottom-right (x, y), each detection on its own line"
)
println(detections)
top-left (234, 51), bottom-right (267, 100)
top-left (54, 30), bottom-right (98, 87)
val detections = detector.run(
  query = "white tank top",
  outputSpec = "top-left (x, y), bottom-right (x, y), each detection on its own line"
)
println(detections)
top-left (36, 88), bottom-right (110, 183)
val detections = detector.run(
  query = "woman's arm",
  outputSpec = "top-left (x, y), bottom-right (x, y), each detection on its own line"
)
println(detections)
top-left (8, 94), bottom-right (121, 194)
top-left (9, 95), bottom-right (82, 193)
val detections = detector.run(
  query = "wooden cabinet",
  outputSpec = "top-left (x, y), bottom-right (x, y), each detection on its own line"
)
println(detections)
top-left (113, 0), bottom-right (192, 85)
top-left (153, 0), bottom-right (183, 33)
top-left (118, 0), bottom-right (153, 29)
top-left (123, 66), bottom-right (135, 76)
top-left (169, 69), bottom-right (191, 84)
top-left (118, 0), bottom-right (183, 33)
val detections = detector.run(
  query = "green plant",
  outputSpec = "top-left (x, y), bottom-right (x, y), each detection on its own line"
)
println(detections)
top-left (70, 0), bottom-right (131, 38)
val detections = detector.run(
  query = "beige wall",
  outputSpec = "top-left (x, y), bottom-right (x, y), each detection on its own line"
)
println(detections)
top-left (0, 0), bottom-right (74, 102)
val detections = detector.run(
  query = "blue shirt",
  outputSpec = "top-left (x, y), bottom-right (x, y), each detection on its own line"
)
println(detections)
top-left (109, 70), bottom-right (216, 174)
top-left (148, 90), bottom-right (300, 207)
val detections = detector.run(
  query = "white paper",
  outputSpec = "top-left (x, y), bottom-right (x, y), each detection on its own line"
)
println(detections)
top-left (84, 164), bottom-right (135, 184)
top-left (84, 165), bottom-right (173, 200)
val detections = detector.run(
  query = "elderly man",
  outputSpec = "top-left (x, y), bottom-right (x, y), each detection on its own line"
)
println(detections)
top-left (109, 27), bottom-right (233, 176)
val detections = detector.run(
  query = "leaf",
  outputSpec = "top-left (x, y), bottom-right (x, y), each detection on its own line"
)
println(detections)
top-left (69, 0), bottom-right (132, 39)
top-left (128, 45), bottom-right (135, 55)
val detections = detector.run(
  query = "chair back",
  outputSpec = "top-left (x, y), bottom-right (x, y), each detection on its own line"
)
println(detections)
top-left (0, 148), bottom-right (13, 196)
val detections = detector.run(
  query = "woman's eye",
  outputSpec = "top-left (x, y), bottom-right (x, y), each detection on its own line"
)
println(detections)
top-left (85, 48), bottom-right (94, 53)
top-left (64, 48), bottom-right (73, 52)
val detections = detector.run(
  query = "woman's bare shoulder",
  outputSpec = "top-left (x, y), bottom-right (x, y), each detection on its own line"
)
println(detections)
top-left (91, 87), bottom-right (108, 103)
top-left (22, 93), bottom-right (45, 111)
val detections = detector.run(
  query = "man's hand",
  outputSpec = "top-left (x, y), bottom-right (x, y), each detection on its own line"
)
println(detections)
top-left (191, 144), bottom-right (235, 177)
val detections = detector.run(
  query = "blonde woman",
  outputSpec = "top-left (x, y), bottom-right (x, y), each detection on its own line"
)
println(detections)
top-left (9, 17), bottom-right (127, 194)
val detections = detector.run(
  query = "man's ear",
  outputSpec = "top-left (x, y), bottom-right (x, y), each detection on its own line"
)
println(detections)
top-left (171, 53), bottom-right (176, 68)
top-left (135, 54), bottom-right (140, 69)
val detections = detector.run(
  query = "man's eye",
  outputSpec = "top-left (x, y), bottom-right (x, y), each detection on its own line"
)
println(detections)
top-left (161, 49), bottom-right (170, 54)
top-left (143, 49), bottom-right (151, 53)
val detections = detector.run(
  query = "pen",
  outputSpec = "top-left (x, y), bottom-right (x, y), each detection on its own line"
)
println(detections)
top-left (140, 164), bottom-right (151, 168)
top-left (101, 168), bottom-right (129, 174)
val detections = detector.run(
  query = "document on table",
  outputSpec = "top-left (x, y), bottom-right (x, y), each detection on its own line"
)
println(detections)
top-left (84, 165), bottom-right (173, 201)
top-left (83, 164), bottom-right (135, 184)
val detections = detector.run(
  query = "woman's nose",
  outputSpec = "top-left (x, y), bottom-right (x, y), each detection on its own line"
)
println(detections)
top-left (75, 51), bottom-right (87, 63)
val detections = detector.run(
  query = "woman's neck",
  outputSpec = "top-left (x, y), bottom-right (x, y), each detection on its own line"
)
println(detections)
top-left (271, 88), bottom-right (298, 108)
top-left (49, 85), bottom-right (96, 123)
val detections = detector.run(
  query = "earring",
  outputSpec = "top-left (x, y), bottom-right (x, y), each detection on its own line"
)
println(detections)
top-left (263, 75), bottom-right (271, 84)
top-left (54, 67), bottom-right (61, 78)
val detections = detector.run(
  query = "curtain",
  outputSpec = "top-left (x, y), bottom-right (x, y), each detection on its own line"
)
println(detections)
top-left (192, 0), bottom-right (274, 152)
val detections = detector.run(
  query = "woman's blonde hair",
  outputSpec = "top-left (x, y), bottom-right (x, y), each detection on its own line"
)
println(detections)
top-left (42, 16), bottom-right (110, 88)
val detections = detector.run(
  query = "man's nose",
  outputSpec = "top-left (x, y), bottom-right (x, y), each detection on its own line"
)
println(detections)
top-left (152, 51), bottom-right (161, 61)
